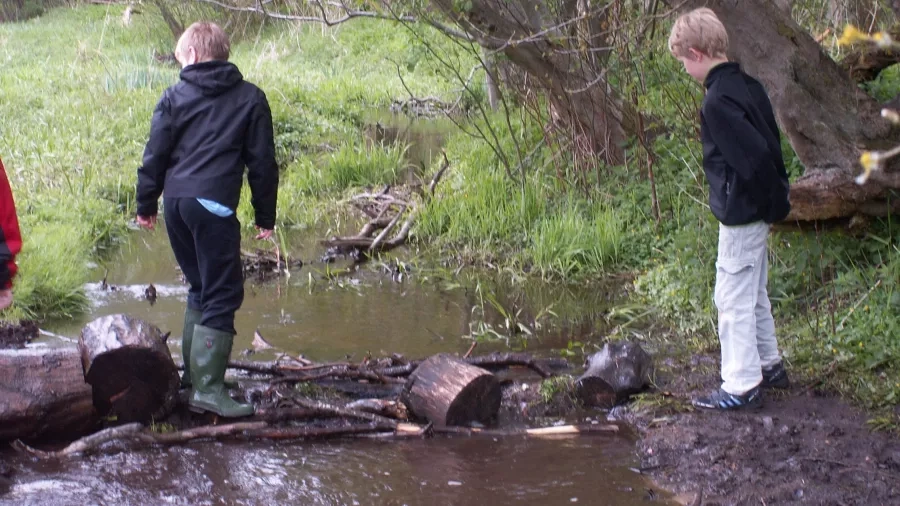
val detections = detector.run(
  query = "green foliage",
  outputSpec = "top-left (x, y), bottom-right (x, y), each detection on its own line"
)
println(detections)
top-left (539, 375), bottom-right (575, 404)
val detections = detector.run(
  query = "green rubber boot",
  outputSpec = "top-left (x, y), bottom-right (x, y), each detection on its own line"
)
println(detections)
top-left (188, 325), bottom-right (254, 418)
top-left (179, 308), bottom-right (203, 389)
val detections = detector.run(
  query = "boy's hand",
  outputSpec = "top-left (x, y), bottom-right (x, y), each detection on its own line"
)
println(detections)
top-left (255, 227), bottom-right (273, 240)
top-left (0, 289), bottom-right (12, 311)
top-left (137, 215), bottom-right (157, 230)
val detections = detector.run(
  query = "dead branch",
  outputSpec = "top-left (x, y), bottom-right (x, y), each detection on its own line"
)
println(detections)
top-left (344, 399), bottom-right (409, 420)
top-left (192, 0), bottom-right (414, 25)
top-left (429, 151), bottom-right (451, 195)
top-left (433, 423), bottom-right (620, 437)
top-left (226, 352), bottom-right (568, 380)
top-left (12, 423), bottom-right (145, 459)
top-left (369, 205), bottom-right (407, 252)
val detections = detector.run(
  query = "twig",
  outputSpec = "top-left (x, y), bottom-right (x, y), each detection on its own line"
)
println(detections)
top-left (433, 423), bottom-right (619, 437)
top-left (369, 205), bottom-right (406, 252)
top-left (836, 279), bottom-right (882, 331)
top-left (12, 423), bottom-right (145, 458)
top-left (429, 151), bottom-right (451, 196)
top-left (289, 398), bottom-right (399, 428)
top-left (463, 342), bottom-right (477, 359)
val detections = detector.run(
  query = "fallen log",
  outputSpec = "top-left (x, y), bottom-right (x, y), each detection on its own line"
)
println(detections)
top-left (401, 354), bottom-right (501, 427)
top-left (575, 342), bottom-right (653, 408)
top-left (0, 347), bottom-right (98, 442)
top-left (79, 314), bottom-right (180, 423)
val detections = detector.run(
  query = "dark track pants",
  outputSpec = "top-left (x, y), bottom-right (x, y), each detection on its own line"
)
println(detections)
top-left (164, 198), bottom-right (244, 335)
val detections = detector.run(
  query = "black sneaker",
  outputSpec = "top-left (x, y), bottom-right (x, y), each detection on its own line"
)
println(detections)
top-left (692, 386), bottom-right (762, 411)
top-left (761, 361), bottom-right (790, 390)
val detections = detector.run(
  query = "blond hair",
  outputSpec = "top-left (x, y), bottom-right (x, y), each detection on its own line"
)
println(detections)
top-left (668, 8), bottom-right (728, 58)
top-left (176, 22), bottom-right (230, 62)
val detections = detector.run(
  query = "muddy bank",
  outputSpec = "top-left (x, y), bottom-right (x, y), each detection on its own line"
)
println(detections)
top-left (0, 321), bottom-right (38, 349)
top-left (614, 352), bottom-right (900, 505)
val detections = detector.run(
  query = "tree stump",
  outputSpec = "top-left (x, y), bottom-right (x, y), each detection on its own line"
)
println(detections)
top-left (79, 314), bottom-right (179, 424)
top-left (401, 354), bottom-right (501, 427)
top-left (575, 342), bottom-right (652, 408)
top-left (0, 347), bottom-right (98, 441)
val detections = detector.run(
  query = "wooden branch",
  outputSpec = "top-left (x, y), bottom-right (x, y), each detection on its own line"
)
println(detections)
top-left (287, 398), bottom-right (399, 428)
top-left (12, 423), bottom-right (145, 459)
top-left (191, 0), bottom-right (416, 26)
top-left (369, 205), bottom-right (406, 252)
top-left (433, 423), bottom-right (619, 437)
top-left (429, 151), bottom-right (451, 195)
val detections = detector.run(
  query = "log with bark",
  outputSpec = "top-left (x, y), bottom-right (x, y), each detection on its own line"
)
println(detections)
top-left (79, 314), bottom-right (180, 424)
top-left (0, 347), bottom-right (98, 442)
top-left (574, 342), bottom-right (653, 408)
top-left (401, 354), bottom-right (501, 427)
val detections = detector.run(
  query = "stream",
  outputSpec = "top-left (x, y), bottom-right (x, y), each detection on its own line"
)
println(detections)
top-left (0, 115), bottom-right (676, 506)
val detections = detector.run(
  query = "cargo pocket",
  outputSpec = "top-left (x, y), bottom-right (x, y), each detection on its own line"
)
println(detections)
top-left (714, 257), bottom-right (757, 312)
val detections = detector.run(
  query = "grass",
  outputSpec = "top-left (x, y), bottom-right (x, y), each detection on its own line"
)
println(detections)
top-left (0, 4), bottom-right (471, 320)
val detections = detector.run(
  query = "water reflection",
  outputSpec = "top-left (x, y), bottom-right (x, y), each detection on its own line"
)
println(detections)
top-left (2, 436), bottom-right (671, 506)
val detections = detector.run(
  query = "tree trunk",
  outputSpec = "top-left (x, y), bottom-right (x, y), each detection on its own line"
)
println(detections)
top-left (401, 354), bottom-right (501, 427)
top-left (0, 347), bottom-right (98, 442)
top-left (79, 314), bottom-right (180, 424)
top-left (574, 342), bottom-right (653, 408)
top-left (429, 0), bottom-right (641, 165)
top-left (676, 0), bottom-right (900, 221)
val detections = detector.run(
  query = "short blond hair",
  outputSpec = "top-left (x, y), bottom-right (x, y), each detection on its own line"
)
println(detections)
top-left (176, 22), bottom-right (230, 62)
top-left (668, 8), bottom-right (728, 58)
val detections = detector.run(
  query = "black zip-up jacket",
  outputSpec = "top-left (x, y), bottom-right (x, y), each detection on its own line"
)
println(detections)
top-left (136, 60), bottom-right (278, 229)
top-left (701, 62), bottom-right (790, 225)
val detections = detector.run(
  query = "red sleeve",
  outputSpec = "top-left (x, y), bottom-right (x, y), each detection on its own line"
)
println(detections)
top-left (0, 158), bottom-right (22, 289)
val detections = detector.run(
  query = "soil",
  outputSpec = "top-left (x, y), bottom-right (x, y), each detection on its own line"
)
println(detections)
top-left (0, 321), bottom-right (38, 349)
top-left (616, 353), bottom-right (900, 506)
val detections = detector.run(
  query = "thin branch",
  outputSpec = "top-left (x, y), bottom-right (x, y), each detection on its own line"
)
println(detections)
top-left (192, 0), bottom-right (416, 25)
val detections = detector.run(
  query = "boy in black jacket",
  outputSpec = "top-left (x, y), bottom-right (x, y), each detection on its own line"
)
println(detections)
top-left (668, 8), bottom-right (791, 410)
top-left (136, 22), bottom-right (278, 418)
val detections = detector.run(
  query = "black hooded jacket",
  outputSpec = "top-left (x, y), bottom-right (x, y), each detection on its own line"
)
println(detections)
top-left (701, 62), bottom-right (790, 225)
top-left (136, 60), bottom-right (278, 229)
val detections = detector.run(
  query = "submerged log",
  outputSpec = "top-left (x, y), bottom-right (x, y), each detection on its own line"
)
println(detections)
top-left (0, 347), bottom-right (98, 442)
top-left (401, 354), bottom-right (501, 427)
top-left (79, 314), bottom-right (180, 424)
top-left (575, 342), bottom-right (653, 408)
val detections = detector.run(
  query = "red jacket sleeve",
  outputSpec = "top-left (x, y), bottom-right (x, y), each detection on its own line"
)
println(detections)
top-left (0, 158), bottom-right (22, 289)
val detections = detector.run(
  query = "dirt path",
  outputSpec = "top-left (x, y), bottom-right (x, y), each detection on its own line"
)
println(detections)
top-left (621, 354), bottom-right (900, 505)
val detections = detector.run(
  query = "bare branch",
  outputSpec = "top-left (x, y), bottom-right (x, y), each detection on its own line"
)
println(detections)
top-left (192, 0), bottom-right (416, 25)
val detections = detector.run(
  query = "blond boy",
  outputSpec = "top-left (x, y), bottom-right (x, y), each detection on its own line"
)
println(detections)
top-left (669, 8), bottom-right (791, 410)
top-left (136, 22), bottom-right (278, 417)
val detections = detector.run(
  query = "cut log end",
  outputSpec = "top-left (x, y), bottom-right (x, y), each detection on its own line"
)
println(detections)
top-left (402, 354), bottom-right (501, 427)
top-left (85, 347), bottom-right (179, 423)
top-left (574, 377), bottom-right (617, 409)
top-left (79, 314), bottom-right (180, 424)
top-left (445, 375), bottom-right (502, 426)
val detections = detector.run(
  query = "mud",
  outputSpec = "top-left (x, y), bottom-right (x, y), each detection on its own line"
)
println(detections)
top-left (0, 320), bottom-right (38, 349)
top-left (618, 353), bottom-right (900, 505)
